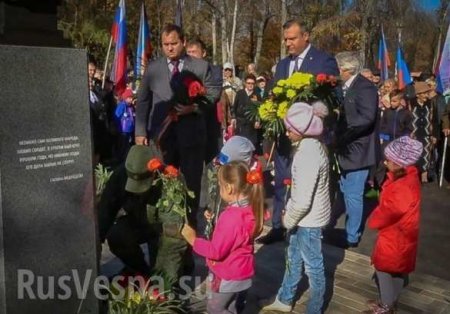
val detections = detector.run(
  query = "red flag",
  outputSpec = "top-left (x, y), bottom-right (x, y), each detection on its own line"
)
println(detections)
top-left (110, 0), bottom-right (127, 95)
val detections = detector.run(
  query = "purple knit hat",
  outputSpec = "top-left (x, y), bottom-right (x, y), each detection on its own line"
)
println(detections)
top-left (283, 101), bottom-right (328, 137)
top-left (384, 136), bottom-right (423, 167)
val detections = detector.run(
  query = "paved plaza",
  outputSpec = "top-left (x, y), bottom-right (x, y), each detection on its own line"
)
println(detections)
top-left (101, 183), bottom-right (450, 313)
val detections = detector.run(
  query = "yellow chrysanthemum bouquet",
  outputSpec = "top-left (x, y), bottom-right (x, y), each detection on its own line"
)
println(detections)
top-left (246, 72), bottom-right (339, 139)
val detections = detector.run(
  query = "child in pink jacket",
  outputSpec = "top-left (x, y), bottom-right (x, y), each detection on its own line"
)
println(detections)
top-left (182, 161), bottom-right (264, 313)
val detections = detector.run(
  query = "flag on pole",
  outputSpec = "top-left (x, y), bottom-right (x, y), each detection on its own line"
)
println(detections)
top-left (377, 26), bottom-right (391, 82)
top-left (135, 3), bottom-right (152, 79)
top-left (111, 3), bottom-right (121, 43)
top-left (175, 0), bottom-right (183, 28)
top-left (110, 0), bottom-right (128, 95)
top-left (436, 24), bottom-right (450, 95)
top-left (396, 46), bottom-right (413, 90)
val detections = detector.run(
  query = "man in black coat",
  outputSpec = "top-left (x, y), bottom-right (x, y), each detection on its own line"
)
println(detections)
top-left (88, 59), bottom-right (116, 164)
top-left (333, 51), bottom-right (379, 247)
top-left (232, 74), bottom-right (262, 152)
top-left (186, 38), bottom-right (223, 163)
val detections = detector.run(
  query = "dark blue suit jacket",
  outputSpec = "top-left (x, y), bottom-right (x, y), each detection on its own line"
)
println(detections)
top-left (336, 74), bottom-right (380, 170)
top-left (273, 45), bottom-right (339, 84)
top-left (273, 45), bottom-right (339, 155)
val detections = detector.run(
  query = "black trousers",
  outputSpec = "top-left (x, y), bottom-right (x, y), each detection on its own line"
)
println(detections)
top-left (161, 141), bottom-right (205, 229)
top-left (106, 216), bottom-right (159, 276)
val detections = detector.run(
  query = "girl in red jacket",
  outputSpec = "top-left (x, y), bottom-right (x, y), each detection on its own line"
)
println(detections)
top-left (182, 161), bottom-right (264, 314)
top-left (365, 136), bottom-right (423, 314)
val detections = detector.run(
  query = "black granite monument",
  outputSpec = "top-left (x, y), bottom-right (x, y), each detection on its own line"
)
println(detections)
top-left (0, 46), bottom-right (99, 313)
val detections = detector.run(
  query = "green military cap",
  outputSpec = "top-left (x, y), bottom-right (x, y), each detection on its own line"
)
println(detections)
top-left (125, 145), bottom-right (155, 193)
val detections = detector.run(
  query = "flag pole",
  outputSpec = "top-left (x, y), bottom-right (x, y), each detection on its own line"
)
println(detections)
top-left (102, 35), bottom-right (114, 89)
top-left (439, 136), bottom-right (448, 188)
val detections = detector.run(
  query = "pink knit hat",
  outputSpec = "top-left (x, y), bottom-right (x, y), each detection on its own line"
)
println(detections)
top-left (384, 136), bottom-right (423, 167)
top-left (284, 101), bottom-right (328, 136)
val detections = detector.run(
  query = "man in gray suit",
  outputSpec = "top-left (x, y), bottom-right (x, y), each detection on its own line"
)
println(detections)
top-left (135, 24), bottom-right (221, 227)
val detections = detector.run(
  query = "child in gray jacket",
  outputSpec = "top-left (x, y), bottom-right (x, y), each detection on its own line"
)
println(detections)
top-left (263, 101), bottom-right (330, 314)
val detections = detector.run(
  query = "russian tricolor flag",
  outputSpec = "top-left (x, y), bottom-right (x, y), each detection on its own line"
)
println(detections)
top-left (377, 26), bottom-right (390, 82)
top-left (396, 46), bottom-right (413, 90)
top-left (110, 0), bottom-right (127, 95)
top-left (135, 3), bottom-right (152, 79)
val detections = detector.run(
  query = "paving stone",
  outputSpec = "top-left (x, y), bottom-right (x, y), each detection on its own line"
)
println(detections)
top-left (336, 281), bottom-right (378, 300)
top-left (325, 299), bottom-right (362, 313)
top-left (420, 289), bottom-right (450, 303)
top-left (352, 280), bottom-right (379, 294)
top-left (438, 304), bottom-right (450, 314)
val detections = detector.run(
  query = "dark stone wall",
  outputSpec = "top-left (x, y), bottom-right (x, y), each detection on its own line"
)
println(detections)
top-left (0, 0), bottom-right (70, 47)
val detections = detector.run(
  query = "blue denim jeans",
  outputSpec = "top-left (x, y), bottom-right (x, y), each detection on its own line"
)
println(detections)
top-left (277, 227), bottom-right (325, 314)
top-left (339, 168), bottom-right (369, 243)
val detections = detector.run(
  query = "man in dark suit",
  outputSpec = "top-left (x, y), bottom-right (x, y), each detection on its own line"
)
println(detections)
top-left (232, 74), bottom-right (262, 152)
top-left (135, 24), bottom-right (221, 227)
top-left (333, 51), bottom-right (379, 247)
top-left (257, 19), bottom-right (339, 244)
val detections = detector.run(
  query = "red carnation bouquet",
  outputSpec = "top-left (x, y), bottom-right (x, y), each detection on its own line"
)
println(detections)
top-left (171, 70), bottom-right (208, 108)
top-left (147, 158), bottom-right (194, 218)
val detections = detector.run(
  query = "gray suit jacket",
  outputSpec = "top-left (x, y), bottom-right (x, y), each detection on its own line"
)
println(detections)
top-left (136, 55), bottom-right (221, 147)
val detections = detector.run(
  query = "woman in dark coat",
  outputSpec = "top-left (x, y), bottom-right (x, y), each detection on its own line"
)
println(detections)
top-left (410, 82), bottom-right (439, 182)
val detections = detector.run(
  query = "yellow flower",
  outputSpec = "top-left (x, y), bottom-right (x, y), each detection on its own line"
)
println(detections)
top-left (277, 101), bottom-right (289, 119)
top-left (130, 291), bottom-right (142, 304)
top-left (277, 79), bottom-right (287, 87)
top-left (272, 86), bottom-right (283, 96)
top-left (286, 89), bottom-right (297, 100)
top-left (288, 72), bottom-right (313, 89)
top-left (258, 100), bottom-right (276, 121)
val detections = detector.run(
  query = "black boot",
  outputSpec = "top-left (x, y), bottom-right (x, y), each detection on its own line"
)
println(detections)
top-left (256, 227), bottom-right (286, 245)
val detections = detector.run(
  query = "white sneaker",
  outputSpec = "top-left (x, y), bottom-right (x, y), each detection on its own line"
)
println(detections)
top-left (262, 297), bottom-right (292, 312)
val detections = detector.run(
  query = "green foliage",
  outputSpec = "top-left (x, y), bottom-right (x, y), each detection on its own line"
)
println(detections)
top-left (204, 167), bottom-right (219, 239)
top-left (105, 270), bottom-right (186, 314)
top-left (153, 174), bottom-right (194, 218)
top-left (94, 163), bottom-right (113, 196)
top-left (108, 289), bottom-right (185, 314)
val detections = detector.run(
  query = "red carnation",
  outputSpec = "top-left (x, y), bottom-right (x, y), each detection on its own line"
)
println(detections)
top-left (283, 178), bottom-right (292, 186)
top-left (316, 73), bottom-right (327, 84)
top-left (263, 209), bottom-right (271, 221)
top-left (149, 288), bottom-right (167, 301)
top-left (164, 165), bottom-right (179, 177)
top-left (328, 75), bottom-right (338, 87)
top-left (147, 158), bottom-right (163, 172)
top-left (188, 81), bottom-right (206, 98)
top-left (246, 170), bottom-right (263, 184)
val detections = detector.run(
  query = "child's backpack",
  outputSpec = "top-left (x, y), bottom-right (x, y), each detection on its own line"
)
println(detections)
top-left (115, 103), bottom-right (135, 133)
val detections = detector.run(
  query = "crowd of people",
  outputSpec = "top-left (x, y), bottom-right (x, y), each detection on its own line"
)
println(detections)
top-left (92, 20), bottom-right (450, 314)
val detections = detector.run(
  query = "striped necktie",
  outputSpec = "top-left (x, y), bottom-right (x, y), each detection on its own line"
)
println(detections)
top-left (171, 60), bottom-right (179, 76)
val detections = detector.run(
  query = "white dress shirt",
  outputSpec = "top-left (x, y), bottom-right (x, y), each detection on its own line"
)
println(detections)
top-left (289, 44), bottom-right (312, 77)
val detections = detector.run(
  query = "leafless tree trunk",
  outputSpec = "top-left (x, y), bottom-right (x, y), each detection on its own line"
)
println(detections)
top-left (254, 0), bottom-right (272, 68)
top-left (280, 0), bottom-right (287, 59)
top-left (212, 11), bottom-right (217, 64)
top-left (228, 0), bottom-right (238, 66)
top-left (220, 0), bottom-right (227, 64)
top-left (359, 0), bottom-right (376, 67)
